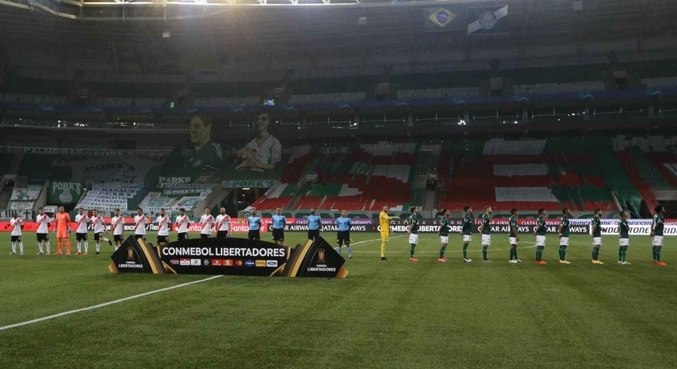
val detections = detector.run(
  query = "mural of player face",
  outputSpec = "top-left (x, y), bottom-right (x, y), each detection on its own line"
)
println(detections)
top-left (189, 115), bottom-right (212, 147)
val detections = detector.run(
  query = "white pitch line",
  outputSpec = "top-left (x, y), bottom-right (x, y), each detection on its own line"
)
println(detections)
top-left (0, 275), bottom-right (223, 333)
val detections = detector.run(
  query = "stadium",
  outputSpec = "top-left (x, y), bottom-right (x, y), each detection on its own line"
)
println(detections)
top-left (0, 0), bottom-right (675, 368)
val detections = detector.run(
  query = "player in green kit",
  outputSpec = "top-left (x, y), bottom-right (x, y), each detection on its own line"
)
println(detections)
top-left (651, 205), bottom-right (667, 266)
top-left (477, 206), bottom-right (492, 262)
top-left (558, 208), bottom-right (572, 264)
top-left (438, 209), bottom-right (451, 263)
top-left (508, 208), bottom-right (521, 264)
top-left (534, 208), bottom-right (547, 265)
top-left (590, 209), bottom-right (604, 265)
top-left (618, 211), bottom-right (631, 265)
top-left (407, 207), bottom-right (420, 263)
top-left (461, 206), bottom-right (473, 263)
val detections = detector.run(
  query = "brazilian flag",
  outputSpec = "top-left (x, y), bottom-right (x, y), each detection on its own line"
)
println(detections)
top-left (424, 7), bottom-right (461, 32)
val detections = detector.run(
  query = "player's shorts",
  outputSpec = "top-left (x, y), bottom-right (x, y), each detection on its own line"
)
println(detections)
top-left (337, 231), bottom-right (350, 245)
top-left (560, 237), bottom-right (569, 246)
top-left (509, 237), bottom-right (518, 245)
top-left (439, 236), bottom-right (449, 244)
top-left (652, 235), bottom-right (664, 247)
top-left (409, 233), bottom-right (419, 245)
top-left (114, 234), bottom-right (123, 243)
top-left (272, 228), bottom-right (284, 242)
top-left (308, 229), bottom-right (320, 240)
top-left (37, 233), bottom-right (48, 242)
top-left (94, 232), bottom-right (102, 242)
top-left (134, 234), bottom-right (145, 240)
top-left (380, 231), bottom-right (389, 241)
top-left (619, 238), bottom-right (629, 247)
top-left (76, 232), bottom-right (87, 241)
top-left (248, 230), bottom-right (261, 240)
top-left (536, 235), bottom-right (546, 247)
top-left (593, 237), bottom-right (602, 246)
top-left (217, 231), bottom-right (229, 239)
top-left (200, 234), bottom-right (210, 239)
top-left (177, 232), bottom-right (187, 242)
top-left (481, 234), bottom-right (491, 246)
top-left (463, 234), bottom-right (472, 243)
top-left (11, 235), bottom-right (21, 242)
top-left (157, 235), bottom-right (168, 244)
top-left (56, 230), bottom-right (68, 239)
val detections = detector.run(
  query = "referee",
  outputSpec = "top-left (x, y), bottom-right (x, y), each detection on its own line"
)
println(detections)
top-left (271, 208), bottom-right (286, 246)
top-left (335, 210), bottom-right (352, 260)
top-left (306, 208), bottom-right (322, 241)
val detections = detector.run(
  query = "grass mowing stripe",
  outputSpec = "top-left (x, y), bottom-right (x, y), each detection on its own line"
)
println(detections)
top-left (0, 275), bottom-right (223, 332)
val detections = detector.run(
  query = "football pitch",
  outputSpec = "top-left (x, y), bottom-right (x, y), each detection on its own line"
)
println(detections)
top-left (0, 232), bottom-right (675, 369)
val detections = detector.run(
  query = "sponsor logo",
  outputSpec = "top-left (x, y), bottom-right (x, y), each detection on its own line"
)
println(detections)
top-left (180, 258), bottom-right (190, 266)
top-left (234, 259), bottom-right (243, 267)
top-left (224, 259), bottom-right (234, 267)
top-left (307, 265), bottom-right (337, 272)
top-left (317, 248), bottom-right (327, 264)
top-left (255, 260), bottom-right (267, 267)
top-left (203, 259), bottom-right (210, 266)
top-left (244, 259), bottom-right (255, 268)
top-left (169, 259), bottom-right (179, 265)
top-left (211, 259), bottom-right (223, 266)
top-left (190, 259), bottom-right (201, 266)
top-left (266, 260), bottom-right (278, 268)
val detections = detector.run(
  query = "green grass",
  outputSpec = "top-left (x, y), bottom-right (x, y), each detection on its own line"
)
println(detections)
top-left (0, 232), bottom-right (676, 369)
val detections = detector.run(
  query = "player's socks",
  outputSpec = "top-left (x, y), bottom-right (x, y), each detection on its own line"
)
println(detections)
top-left (65, 240), bottom-right (71, 254)
top-left (652, 246), bottom-right (657, 262)
top-left (509, 247), bottom-right (514, 260)
top-left (57, 239), bottom-right (63, 254)
top-left (11, 242), bottom-right (16, 254)
top-left (592, 246), bottom-right (600, 261)
top-left (514, 248), bottom-right (518, 261)
top-left (76, 241), bottom-right (82, 254)
top-left (95, 242), bottom-right (100, 253)
top-left (558, 246), bottom-right (566, 260)
top-left (46, 241), bottom-right (51, 255)
top-left (84, 242), bottom-right (88, 253)
top-left (655, 247), bottom-right (661, 262)
top-left (38, 242), bottom-right (44, 254)
top-left (618, 248), bottom-right (623, 263)
top-left (463, 243), bottom-right (469, 259)
top-left (536, 246), bottom-right (544, 261)
top-left (482, 245), bottom-right (488, 260)
top-left (19, 242), bottom-right (24, 255)
top-left (347, 246), bottom-right (352, 259)
top-left (409, 244), bottom-right (416, 258)
top-left (380, 241), bottom-right (386, 259)
top-left (439, 245), bottom-right (447, 259)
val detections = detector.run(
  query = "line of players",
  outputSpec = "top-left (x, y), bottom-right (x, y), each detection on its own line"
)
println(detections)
top-left (402, 204), bottom-right (667, 266)
top-left (7, 206), bottom-right (232, 255)
top-left (7, 203), bottom-right (668, 267)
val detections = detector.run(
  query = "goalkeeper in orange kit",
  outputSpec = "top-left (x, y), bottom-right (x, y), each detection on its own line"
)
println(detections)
top-left (55, 205), bottom-right (72, 256)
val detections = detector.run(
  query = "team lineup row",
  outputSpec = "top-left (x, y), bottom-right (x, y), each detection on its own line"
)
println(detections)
top-left (5, 204), bottom-right (669, 267)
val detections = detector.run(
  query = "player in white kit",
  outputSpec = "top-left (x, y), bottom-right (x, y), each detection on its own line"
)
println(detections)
top-left (111, 209), bottom-right (124, 250)
top-left (175, 208), bottom-right (190, 241)
top-left (90, 209), bottom-right (111, 255)
top-left (74, 208), bottom-right (89, 255)
top-left (155, 208), bottom-right (170, 246)
top-left (35, 207), bottom-right (51, 255)
top-left (200, 207), bottom-right (215, 239)
top-left (9, 212), bottom-right (24, 255)
top-left (215, 207), bottom-right (231, 238)
top-left (134, 208), bottom-right (147, 240)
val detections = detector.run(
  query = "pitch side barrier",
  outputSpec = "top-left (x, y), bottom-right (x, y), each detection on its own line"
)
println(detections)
top-left (3, 218), bottom-right (676, 236)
